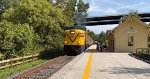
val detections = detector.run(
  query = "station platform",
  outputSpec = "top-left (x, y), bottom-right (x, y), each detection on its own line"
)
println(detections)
top-left (50, 45), bottom-right (150, 79)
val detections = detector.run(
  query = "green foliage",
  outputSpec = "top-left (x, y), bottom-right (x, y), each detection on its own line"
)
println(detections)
top-left (0, 53), bottom-right (4, 60)
top-left (1, 0), bottom-right (65, 51)
top-left (2, 0), bottom-right (65, 27)
top-left (87, 30), bottom-right (110, 45)
top-left (0, 21), bottom-right (35, 58)
top-left (78, 0), bottom-right (89, 12)
top-left (62, 0), bottom-right (77, 26)
top-left (13, 23), bottom-right (35, 56)
top-left (0, 21), bottom-right (15, 52)
top-left (53, 0), bottom-right (89, 26)
top-left (0, 0), bottom-right (20, 21)
top-left (0, 0), bottom-right (20, 11)
top-left (87, 30), bottom-right (98, 41)
top-left (99, 31), bottom-right (106, 44)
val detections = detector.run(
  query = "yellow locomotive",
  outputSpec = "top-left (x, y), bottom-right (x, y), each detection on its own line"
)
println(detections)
top-left (64, 26), bottom-right (93, 55)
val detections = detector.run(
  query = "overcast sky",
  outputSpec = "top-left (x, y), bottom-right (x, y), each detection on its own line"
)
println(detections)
top-left (83, 0), bottom-right (150, 34)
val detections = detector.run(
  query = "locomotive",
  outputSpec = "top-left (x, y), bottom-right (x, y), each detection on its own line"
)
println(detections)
top-left (64, 25), bottom-right (93, 55)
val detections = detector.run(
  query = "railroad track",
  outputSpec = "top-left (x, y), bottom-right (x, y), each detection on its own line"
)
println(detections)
top-left (8, 55), bottom-right (75, 79)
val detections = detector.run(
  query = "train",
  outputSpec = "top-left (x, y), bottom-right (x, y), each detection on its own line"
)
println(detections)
top-left (64, 25), bottom-right (93, 55)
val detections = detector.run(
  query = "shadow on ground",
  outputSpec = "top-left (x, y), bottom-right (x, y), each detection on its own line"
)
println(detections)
top-left (85, 49), bottom-right (97, 53)
top-left (84, 48), bottom-right (130, 53)
top-left (98, 67), bottom-right (150, 77)
top-left (39, 49), bottom-right (65, 60)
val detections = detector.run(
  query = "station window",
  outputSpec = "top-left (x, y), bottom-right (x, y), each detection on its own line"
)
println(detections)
top-left (128, 36), bottom-right (133, 46)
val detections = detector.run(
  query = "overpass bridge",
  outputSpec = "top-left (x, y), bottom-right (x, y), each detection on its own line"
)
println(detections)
top-left (82, 13), bottom-right (150, 26)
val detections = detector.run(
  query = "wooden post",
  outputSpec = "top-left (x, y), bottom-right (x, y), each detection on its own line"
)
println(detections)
top-left (22, 55), bottom-right (24, 64)
top-left (10, 58), bottom-right (12, 68)
top-left (32, 54), bottom-right (34, 61)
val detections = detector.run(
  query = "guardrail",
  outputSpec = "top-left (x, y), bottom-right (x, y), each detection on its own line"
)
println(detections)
top-left (0, 54), bottom-right (39, 70)
top-left (135, 48), bottom-right (150, 55)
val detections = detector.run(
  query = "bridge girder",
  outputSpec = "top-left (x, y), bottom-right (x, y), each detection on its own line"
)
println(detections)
top-left (84, 13), bottom-right (150, 26)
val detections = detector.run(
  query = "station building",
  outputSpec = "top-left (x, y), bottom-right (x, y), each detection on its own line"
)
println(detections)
top-left (107, 16), bottom-right (150, 52)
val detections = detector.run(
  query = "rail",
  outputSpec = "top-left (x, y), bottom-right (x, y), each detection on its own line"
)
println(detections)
top-left (0, 54), bottom-right (39, 70)
top-left (8, 55), bottom-right (75, 79)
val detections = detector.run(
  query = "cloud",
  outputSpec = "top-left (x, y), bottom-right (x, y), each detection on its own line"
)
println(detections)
top-left (88, 7), bottom-right (118, 16)
top-left (88, 5), bottom-right (103, 13)
top-left (105, 8), bottom-right (118, 15)
top-left (87, 0), bottom-right (150, 16)
top-left (117, 2), bottom-right (148, 11)
top-left (88, 0), bottom-right (103, 13)
top-left (87, 0), bottom-right (120, 16)
top-left (99, 0), bottom-right (122, 6)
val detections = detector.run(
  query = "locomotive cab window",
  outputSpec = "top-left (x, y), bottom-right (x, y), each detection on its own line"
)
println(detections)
top-left (70, 30), bottom-right (75, 34)
top-left (79, 33), bottom-right (85, 37)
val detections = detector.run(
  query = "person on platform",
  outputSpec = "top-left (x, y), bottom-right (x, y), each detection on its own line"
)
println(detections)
top-left (97, 42), bottom-right (100, 52)
top-left (100, 43), bottom-right (103, 52)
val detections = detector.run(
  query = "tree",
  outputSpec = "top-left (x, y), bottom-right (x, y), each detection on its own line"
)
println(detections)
top-left (52, 0), bottom-right (89, 27)
top-left (98, 31), bottom-right (106, 44)
top-left (87, 30), bottom-right (98, 41)
top-left (77, 0), bottom-right (89, 14)
top-left (75, 0), bottom-right (89, 25)
top-left (0, 0), bottom-right (20, 20)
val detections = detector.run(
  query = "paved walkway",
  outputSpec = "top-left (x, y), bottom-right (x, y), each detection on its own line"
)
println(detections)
top-left (50, 45), bottom-right (150, 79)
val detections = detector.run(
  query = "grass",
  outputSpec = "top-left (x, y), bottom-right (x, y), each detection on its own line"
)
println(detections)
top-left (0, 49), bottom-right (65, 79)
top-left (0, 59), bottom-right (47, 79)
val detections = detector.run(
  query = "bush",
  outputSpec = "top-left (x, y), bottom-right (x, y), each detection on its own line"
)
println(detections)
top-left (13, 23), bottom-right (35, 56)
top-left (0, 53), bottom-right (5, 60)
top-left (0, 21), bottom-right (16, 58)
top-left (0, 21), bottom-right (35, 58)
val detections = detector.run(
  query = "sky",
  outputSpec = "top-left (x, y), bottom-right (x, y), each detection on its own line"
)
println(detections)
top-left (83, 0), bottom-right (150, 34)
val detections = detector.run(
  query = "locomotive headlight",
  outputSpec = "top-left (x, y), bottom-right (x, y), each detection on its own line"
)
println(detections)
top-left (64, 41), bottom-right (67, 44)
top-left (70, 31), bottom-right (75, 34)
top-left (78, 41), bottom-right (81, 44)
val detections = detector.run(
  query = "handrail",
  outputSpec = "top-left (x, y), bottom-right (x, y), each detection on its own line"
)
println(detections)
top-left (135, 48), bottom-right (150, 55)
